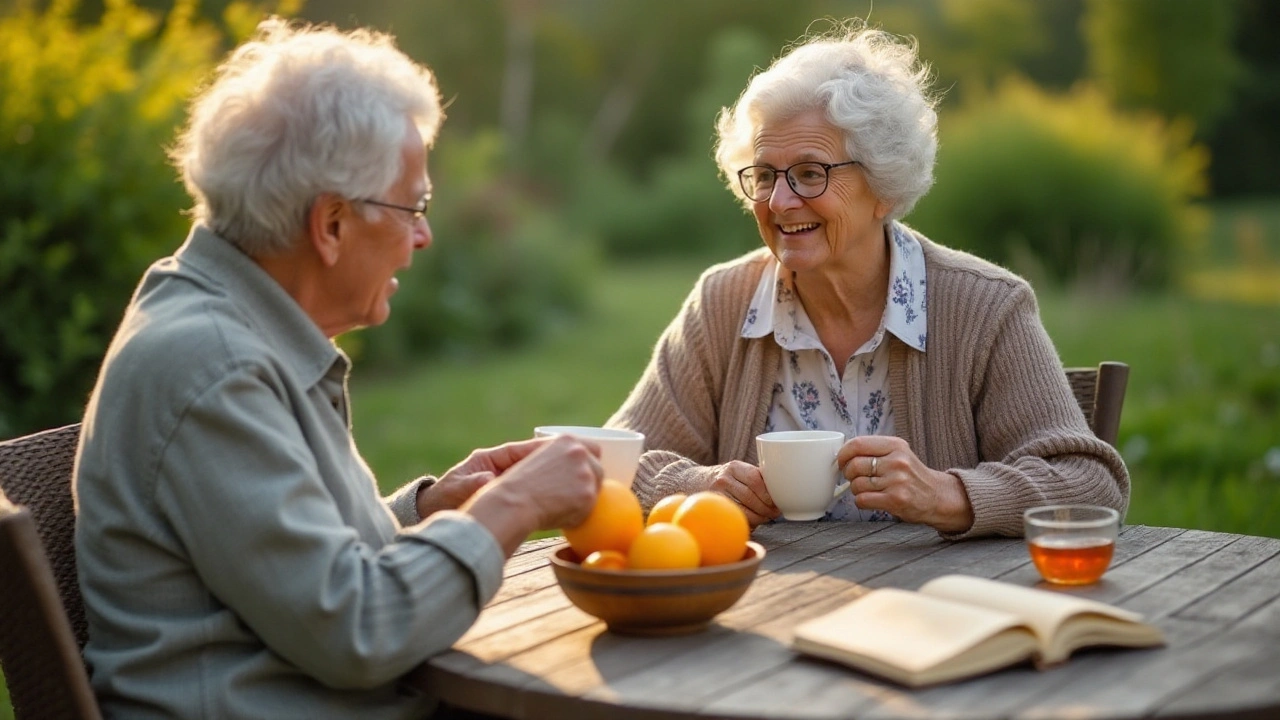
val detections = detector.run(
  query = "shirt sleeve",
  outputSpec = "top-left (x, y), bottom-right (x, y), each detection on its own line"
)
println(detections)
top-left (152, 367), bottom-right (504, 689)
top-left (385, 475), bottom-right (437, 527)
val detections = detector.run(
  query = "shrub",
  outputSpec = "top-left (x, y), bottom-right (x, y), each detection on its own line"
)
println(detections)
top-left (354, 129), bottom-right (599, 368)
top-left (570, 155), bottom-right (754, 260)
top-left (909, 78), bottom-right (1209, 291)
top-left (566, 28), bottom-right (772, 261)
top-left (0, 0), bottom-right (237, 437)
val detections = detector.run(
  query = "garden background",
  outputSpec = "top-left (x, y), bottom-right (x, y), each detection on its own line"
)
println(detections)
top-left (2, 0), bottom-right (1279, 713)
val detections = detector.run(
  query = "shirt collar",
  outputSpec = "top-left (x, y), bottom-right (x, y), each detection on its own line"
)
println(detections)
top-left (741, 221), bottom-right (928, 352)
top-left (173, 224), bottom-right (347, 389)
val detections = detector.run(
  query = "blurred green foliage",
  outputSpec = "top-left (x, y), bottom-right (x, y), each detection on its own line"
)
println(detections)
top-left (910, 78), bottom-right (1208, 290)
top-left (0, 0), bottom-right (226, 437)
top-left (354, 129), bottom-right (600, 368)
top-left (563, 28), bottom-right (770, 260)
top-left (1084, 0), bottom-right (1241, 134)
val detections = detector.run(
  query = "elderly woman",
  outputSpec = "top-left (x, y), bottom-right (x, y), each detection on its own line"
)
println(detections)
top-left (607, 21), bottom-right (1128, 539)
top-left (75, 18), bottom-right (600, 720)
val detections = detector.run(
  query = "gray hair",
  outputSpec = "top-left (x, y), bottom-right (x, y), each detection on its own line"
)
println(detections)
top-left (714, 21), bottom-right (938, 220)
top-left (170, 18), bottom-right (443, 256)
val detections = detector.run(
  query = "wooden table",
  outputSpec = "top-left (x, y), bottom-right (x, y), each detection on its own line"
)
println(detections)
top-left (414, 521), bottom-right (1280, 719)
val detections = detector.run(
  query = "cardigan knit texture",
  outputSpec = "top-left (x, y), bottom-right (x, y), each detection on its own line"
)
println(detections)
top-left (607, 225), bottom-right (1129, 540)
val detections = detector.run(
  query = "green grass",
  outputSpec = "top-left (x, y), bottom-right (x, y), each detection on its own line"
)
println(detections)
top-left (350, 256), bottom-right (711, 486)
top-left (349, 253), bottom-right (1280, 540)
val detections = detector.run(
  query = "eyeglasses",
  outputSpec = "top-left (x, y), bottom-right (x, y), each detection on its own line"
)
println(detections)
top-left (736, 160), bottom-right (861, 202)
top-left (357, 193), bottom-right (431, 220)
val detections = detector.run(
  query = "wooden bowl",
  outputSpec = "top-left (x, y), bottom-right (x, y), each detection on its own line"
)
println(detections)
top-left (549, 541), bottom-right (765, 636)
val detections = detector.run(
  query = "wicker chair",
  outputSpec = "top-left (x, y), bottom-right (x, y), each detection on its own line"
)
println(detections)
top-left (0, 422), bottom-right (101, 720)
top-left (1065, 361), bottom-right (1130, 448)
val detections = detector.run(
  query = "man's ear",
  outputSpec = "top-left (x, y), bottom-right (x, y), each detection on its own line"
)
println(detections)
top-left (308, 193), bottom-right (348, 267)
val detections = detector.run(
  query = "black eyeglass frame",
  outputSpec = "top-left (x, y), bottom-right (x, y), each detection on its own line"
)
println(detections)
top-left (357, 194), bottom-right (432, 220)
top-left (736, 160), bottom-right (861, 202)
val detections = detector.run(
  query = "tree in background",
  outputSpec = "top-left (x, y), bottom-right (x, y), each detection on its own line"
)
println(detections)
top-left (1083, 0), bottom-right (1242, 134)
top-left (911, 78), bottom-right (1209, 291)
top-left (0, 0), bottom-right (297, 437)
top-left (1203, 0), bottom-right (1280, 196)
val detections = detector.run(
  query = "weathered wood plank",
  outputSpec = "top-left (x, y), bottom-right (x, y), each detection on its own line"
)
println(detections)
top-left (419, 523), bottom-right (1280, 720)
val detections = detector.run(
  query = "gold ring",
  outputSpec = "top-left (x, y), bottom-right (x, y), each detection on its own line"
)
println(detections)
top-left (870, 456), bottom-right (879, 477)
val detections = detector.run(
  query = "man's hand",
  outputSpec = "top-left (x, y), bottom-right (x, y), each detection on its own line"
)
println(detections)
top-left (415, 472), bottom-right (493, 519)
top-left (462, 435), bottom-right (603, 556)
top-left (415, 438), bottom-right (559, 519)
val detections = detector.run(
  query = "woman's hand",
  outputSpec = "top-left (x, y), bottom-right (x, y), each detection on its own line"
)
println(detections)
top-left (708, 460), bottom-right (781, 527)
top-left (837, 436), bottom-right (974, 534)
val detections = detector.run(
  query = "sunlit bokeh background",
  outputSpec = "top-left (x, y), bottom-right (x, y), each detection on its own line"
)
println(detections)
top-left (3, 1), bottom-right (1278, 711)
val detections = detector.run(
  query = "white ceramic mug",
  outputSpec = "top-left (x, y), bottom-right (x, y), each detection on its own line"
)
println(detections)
top-left (755, 430), bottom-right (849, 521)
top-left (533, 426), bottom-right (645, 487)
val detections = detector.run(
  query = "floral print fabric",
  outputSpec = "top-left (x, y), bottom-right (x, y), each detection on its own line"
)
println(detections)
top-left (741, 222), bottom-right (928, 521)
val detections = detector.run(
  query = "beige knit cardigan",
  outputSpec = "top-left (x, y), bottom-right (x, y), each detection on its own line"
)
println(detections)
top-left (606, 227), bottom-right (1130, 540)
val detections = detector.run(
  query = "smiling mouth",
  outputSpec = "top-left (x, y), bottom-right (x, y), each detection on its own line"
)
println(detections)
top-left (780, 222), bottom-right (820, 234)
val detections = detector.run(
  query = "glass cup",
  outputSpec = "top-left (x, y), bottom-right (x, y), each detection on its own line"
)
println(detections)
top-left (1023, 505), bottom-right (1120, 585)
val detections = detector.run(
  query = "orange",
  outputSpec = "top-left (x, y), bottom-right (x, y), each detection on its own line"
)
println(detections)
top-left (646, 493), bottom-right (688, 527)
top-left (672, 491), bottom-right (750, 566)
top-left (627, 523), bottom-right (701, 570)
top-left (561, 478), bottom-right (644, 559)
top-left (581, 550), bottom-right (629, 571)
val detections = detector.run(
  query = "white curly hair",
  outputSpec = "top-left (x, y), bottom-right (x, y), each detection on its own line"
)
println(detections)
top-left (714, 20), bottom-right (939, 220)
top-left (170, 17), bottom-right (443, 256)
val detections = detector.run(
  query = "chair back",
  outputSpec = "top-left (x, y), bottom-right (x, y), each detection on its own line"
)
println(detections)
top-left (1064, 361), bottom-right (1130, 447)
top-left (0, 497), bottom-right (102, 720)
top-left (0, 423), bottom-right (86, 649)
top-left (0, 422), bottom-right (101, 719)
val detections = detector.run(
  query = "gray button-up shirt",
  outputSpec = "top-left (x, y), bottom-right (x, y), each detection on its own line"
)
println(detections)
top-left (74, 225), bottom-right (504, 719)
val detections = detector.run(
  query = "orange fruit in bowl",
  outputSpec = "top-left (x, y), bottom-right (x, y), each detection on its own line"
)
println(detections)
top-left (646, 493), bottom-right (688, 527)
top-left (672, 491), bottom-right (750, 566)
top-left (561, 478), bottom-right (644, 559)
top-left (628, 523), bottom-right (701, 570)
top-left (581, 549), bottom-right (629, 571)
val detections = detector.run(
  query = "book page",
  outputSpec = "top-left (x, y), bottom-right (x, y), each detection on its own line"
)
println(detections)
top-left (791, 588), bottom-right (1039, 686)
top-left (918, 575), bottom-right (1162, 663)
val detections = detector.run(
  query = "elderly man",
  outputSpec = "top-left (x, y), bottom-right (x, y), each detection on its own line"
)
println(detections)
top-left (73, 18), bottom-right (599, 719)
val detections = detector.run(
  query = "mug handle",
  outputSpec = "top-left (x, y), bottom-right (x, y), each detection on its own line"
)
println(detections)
top-left (831, 452), bottom-right (850, 498)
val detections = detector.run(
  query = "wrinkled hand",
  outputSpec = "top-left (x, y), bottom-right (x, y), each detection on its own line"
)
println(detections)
top-left (708, 460), bottom-right (780, 528)
top-left (462, 435), bottom-right (604, 555)
top-left (837, 436), bottom-right (974, 534)
top-left (492, 435), bottom-right (605, 530)
top-left (416, 471), bottom-right (493, 519)
top-left (414, 439), bottom-right (548, 519)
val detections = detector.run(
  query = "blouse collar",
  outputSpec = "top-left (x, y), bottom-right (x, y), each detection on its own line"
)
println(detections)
top-left (741, 221), bottom-right (928, 353)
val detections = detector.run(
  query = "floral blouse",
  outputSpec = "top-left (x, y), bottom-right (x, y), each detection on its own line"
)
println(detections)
top-left (740, 222), bottom-right (929, 521)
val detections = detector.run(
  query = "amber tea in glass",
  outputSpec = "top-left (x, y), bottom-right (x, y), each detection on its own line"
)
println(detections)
top-left (1023, 505), bottom-right (1120, 585)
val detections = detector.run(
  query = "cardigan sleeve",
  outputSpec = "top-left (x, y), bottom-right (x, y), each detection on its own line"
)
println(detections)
top-left (606, 272), bottom-right (728, 511)
top-left (940, 282), bottom-right (1130, 539)
top-left (605, 252), bottom-right (778, 512)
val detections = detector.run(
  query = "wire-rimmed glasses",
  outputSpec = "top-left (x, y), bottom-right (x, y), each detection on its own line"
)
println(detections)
top-left (736, 160), bottom-right (860, 202)
top-left (357, 193), bottom-right (431, 220)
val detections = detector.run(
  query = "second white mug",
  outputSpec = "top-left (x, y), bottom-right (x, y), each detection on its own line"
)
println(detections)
top-left (755, 430), bottom-right (849, 521)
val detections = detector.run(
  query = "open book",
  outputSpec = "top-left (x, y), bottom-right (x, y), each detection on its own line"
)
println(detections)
top-left (791, 574), bottom-right (1165, 688)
